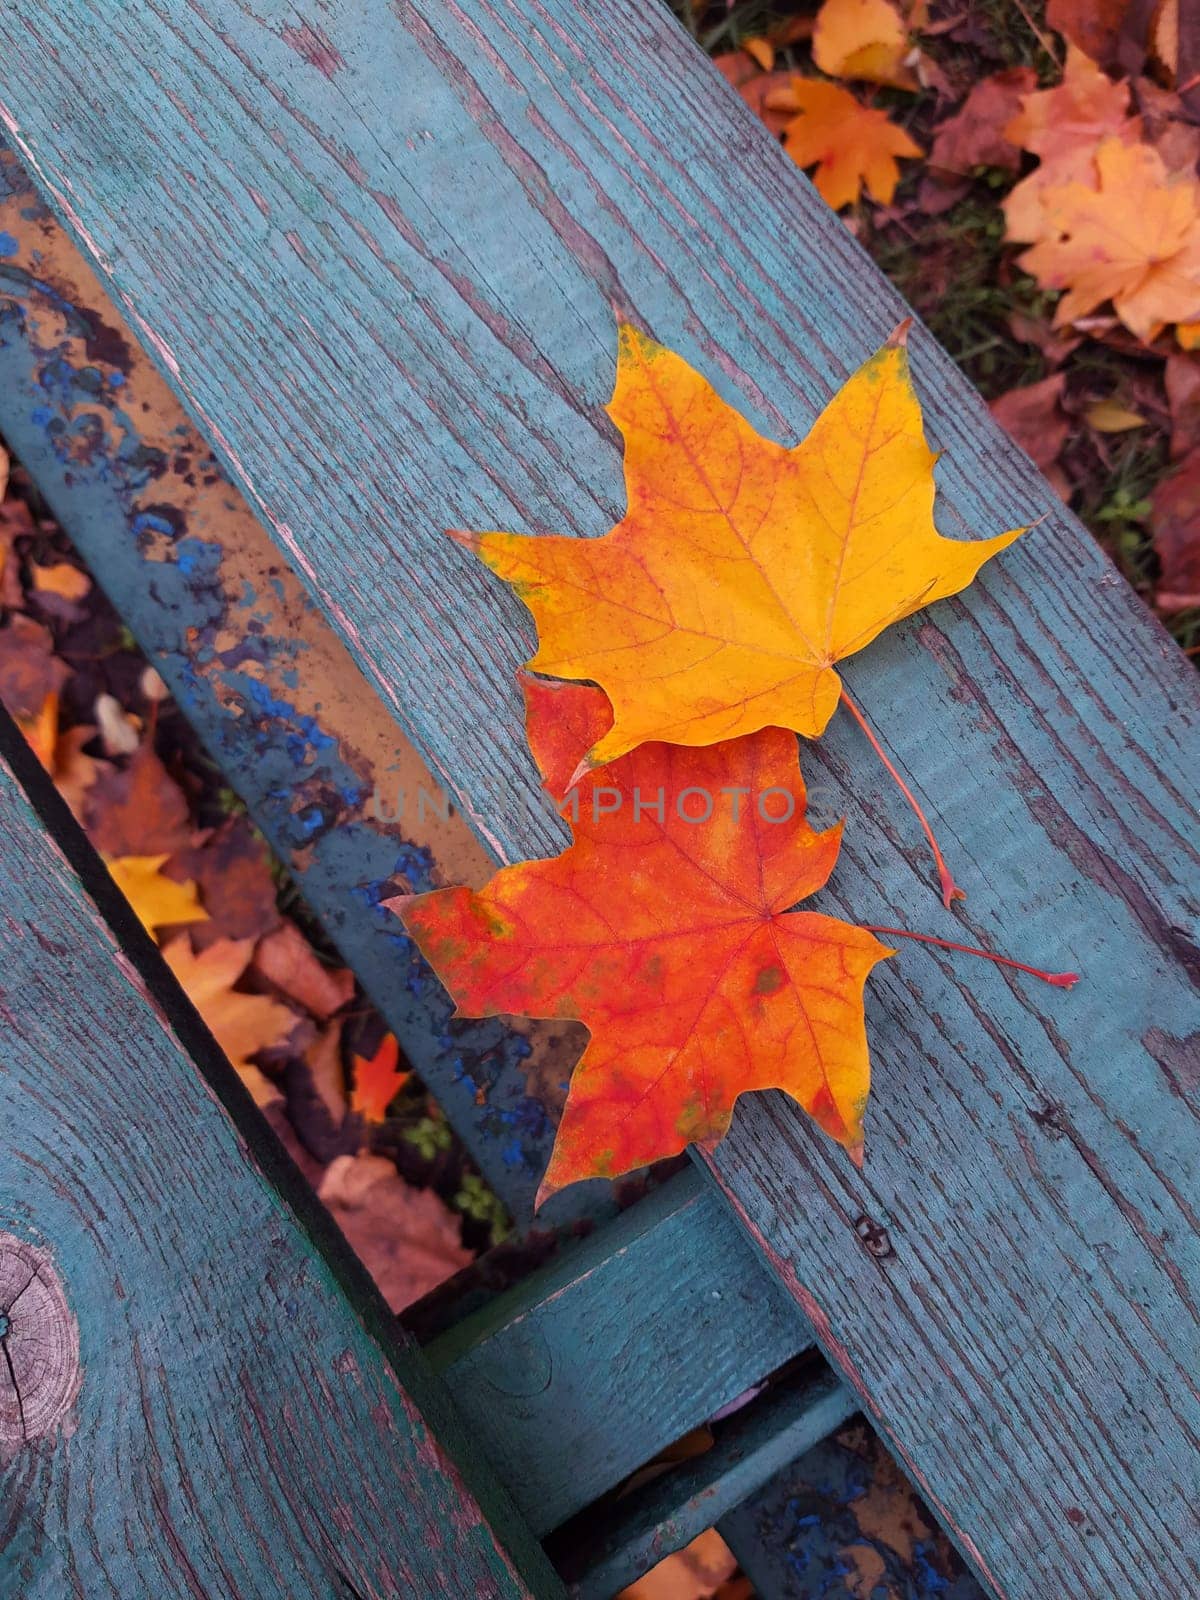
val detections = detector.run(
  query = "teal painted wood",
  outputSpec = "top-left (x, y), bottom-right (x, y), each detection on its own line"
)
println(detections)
top-left (0, 145), bottom-right (605, 1233)
top-left (550, 1366), bottom-right (856, 1599)
top-left (429, 1168), bottom-right (808, 1536)
top-left (719, 1422), bottom-right (990, 1598)
top-left (3, 4), bottom-right (1199, 1596)
top-left (0, 701), bottom-right (559, 1600)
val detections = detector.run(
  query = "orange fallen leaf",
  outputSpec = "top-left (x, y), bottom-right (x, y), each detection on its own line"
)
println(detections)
top-left (54, 724), bottom-right (106, 819)
top-left (396, 677), bottom-right (892, 1203)
top-left (1177, 322), bottom-right (1200, 349)
top-left (458, 318), bottom-right (1022, 774)
top-left (1003, 46), bottom-right (1137, 242)
top-left (1017, 138), bottom-right (1200, 341)
top-left (31, 561), bottom-right (91, 602)
top-left (741, 35), bottom-right (774, 72)
top-left (618, 1530), bottom-right (739, 1600)
top-left (351, 1033), bottom-right (410, 1125)
top-left (768, 78), bottom-right (923, 208)
top-left (812, 0), bottom-right (918, 89)
top-left (162, 935), bottom-right (297, 1101)
top-left (253, 918), bottom-right (355, 1018)
top-left (18, 690), bottom-right (58, 774)
top-left (105, 853), bottom-right (208, 936)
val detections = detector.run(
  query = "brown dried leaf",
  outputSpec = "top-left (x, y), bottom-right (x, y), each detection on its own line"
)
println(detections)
top-left (928, 68), bottom-right (1035, 178)
top-left (1151, 447), bottom-right (1200, 609)
top-left (170, 816), bottom-right (282, 951)
top-left (1047, 0), bottom-right (1128, 64)
top-left (252, 918), bottom-right (355, 1018)
top-left (86, 739), bottom-right (192, 856)
top-left (1165, 354), bottom-right (1200, 458)
top-left (317, 1152), bottom-right (472, 1312)
top-left (989, 374), bottom-right (1070, 473)
top-left (0, 614), bottom-right (70, 720)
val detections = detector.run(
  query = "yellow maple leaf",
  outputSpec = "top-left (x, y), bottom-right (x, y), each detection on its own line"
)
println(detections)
top-left (812, 0), bottom-right (917, 89)
top-left (455, 319), bottom-right (1023, 776)
top-left (1018, 139), bottom-right (1200, 342)
top-left (162, 935), bottom-right (297, 1101)
top-left (105, 853), bottom-right (208, 935)
top-left (768, 77), bottom-right (922, 209)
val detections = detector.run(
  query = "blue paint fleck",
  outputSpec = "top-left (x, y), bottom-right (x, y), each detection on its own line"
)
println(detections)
top-left (30, 404), bottom-right (52, 427)
top-left (0, 232), bottom-right (18, 258)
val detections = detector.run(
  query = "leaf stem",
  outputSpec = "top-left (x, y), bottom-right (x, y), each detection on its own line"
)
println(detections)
top-left (866, 926), bottom-right (1079, 989)
top-left (838, 685), bottom-right (964, 908)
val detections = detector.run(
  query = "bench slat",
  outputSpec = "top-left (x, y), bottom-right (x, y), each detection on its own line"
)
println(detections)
top-left (0, 703), bottom-right (556, 1599)
top-left (4, 4), bottom-right (1198, 1596)
top-left (429, 1168), bottom-right (808, 1535)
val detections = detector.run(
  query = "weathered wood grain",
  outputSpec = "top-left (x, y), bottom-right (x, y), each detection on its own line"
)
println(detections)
top-left (429, 1168), bottom-right (808, 1535)
top-left (0, 705), bottom-right (559, 1599)
top-left (2, 3), bottom-right (1198, 1596)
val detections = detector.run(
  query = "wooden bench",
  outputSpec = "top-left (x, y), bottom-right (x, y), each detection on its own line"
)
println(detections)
top-left (0, 3), bottom-right (1197, 1596)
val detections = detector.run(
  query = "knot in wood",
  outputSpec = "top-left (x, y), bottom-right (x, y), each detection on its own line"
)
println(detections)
top-left (0, 1234), bottom-right (80, 1451)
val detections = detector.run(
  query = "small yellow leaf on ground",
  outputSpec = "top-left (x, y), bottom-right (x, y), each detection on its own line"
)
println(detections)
top-left (1085, 398), bottom-right (1145, 432)
top-left (1177, 322), bottom-right (1200, 349)
top-left (813, 0), bottom-right (917, 89)
top-left (741, 35), bottom-right (774, 71)
top-left (31, 562), bottom-right (91, 602)
top-left (162, 935), bottom-right (297, 1084)
top-left (770, 78), bottom-right (922, 209)
top-left (1017, 139), bottom-right (1200, 341)
top-left (105, 854), bottom-right (208, 935)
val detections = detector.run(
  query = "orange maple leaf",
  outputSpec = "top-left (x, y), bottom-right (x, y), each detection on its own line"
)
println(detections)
top-left (162, 935), bottom-right (297, 1105)
top-left (456, 320), bottom-right (1023, 781)
top-left (351, 1033), bottom-right (410, 1124)
top-left (768, 78), bottom-right (922, 209)
top-left (1002, 45), bottom-right (1138, 242)
top-left (396, 676), bottom-right (892, 1203)
top-left (1017, 139), bottom-right (1200, 341)
top-left (812, 0), bottom-right (918, 90)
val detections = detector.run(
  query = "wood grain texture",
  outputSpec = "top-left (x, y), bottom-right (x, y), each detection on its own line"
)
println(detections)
top-left (429, 1168), bottom-right (808, 1535)
top-left (0, 707), bottom-right (558, 1599)
top-left (2, 3), bottom-right (1198, 1595)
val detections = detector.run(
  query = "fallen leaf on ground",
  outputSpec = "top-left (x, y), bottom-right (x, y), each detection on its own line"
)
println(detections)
top-left (54, 725), bottom-right (106, 819)
top-left (18, 692), bottom-right (58, 773)
top-left (396, 677), bottom-right (892, 1202)
top-left (1086, 397), bottom-right (1146, 432)
top-left (813, 0), bottom-right (918, 89)
top-left (86, 738), bottom-right (193, 856)
top-left (1150, 447), bottom-right (1200, 609)
top-left (1165, 354), bottom-right (1200, 458)
top-left (989, 375), bottom-right (1070, 476)
top-left (1003, 46), bottom-right (1137, 241)
top-left (926, 67), bottom-right (1034, 178)
top-left (1135, 76), bottom-right (1200, 176)
top-left (162, 934), bottom-right (298, 1100)
top-left (351, 1034), bottom-right (409, 1125)
top-left (0, 614), bottom-right (70, 720)
top-left (1178, 322), bottom-right (1200, 350)
top-left (1046, 0), bottom-right (1127, 63)
top-left (31, 562), bottom-right (91, 602)
top-left (768, 78), bottom-right (923, 208)
top-left (252, 918), bottom-right (355, 1018)
top-left (713, 52), bottom-right (798, 135)
top-left (458, 319), bottom-right (1022, 771)
top-left (741, 35), bottom-right (774, 72)
top-left (618, 1530), bottom-right (739, 1600)
top-left (318, 1152), bottom-right (472, 1311)
top-left (1005, 45), bottom-right (1132, 156)
top-left (170, 816), bottom-right (282, 950)
top-left (1016, 139), bottom-right (1200, 341)
top-left (1006, 311), bottom-right (1083, 368)
top-left (106, 854), bottom-right (208, 935)
top-left (305, 1020), bottom-right (349, 1127)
